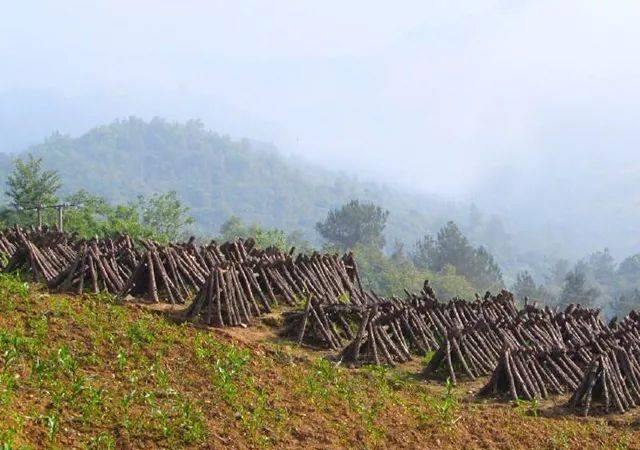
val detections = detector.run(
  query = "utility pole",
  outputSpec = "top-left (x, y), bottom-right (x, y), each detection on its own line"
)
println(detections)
top-left (36, 204), bottom-right (43, 228)
top-left (55, 204), bottom-right (64, 232)
top-left (52, 203), bottom-right (77, 232)
top-left (20, 202), bottom-right (78, 231)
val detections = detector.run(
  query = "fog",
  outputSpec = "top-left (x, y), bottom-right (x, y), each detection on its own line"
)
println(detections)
top-left (2, 0), bottom-right (640, 259)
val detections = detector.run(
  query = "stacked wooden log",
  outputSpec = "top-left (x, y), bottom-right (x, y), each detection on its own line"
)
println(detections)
top-left (423, 321), bottom-right (513, 382)
top-left (254, 253), bottom-right (364, 307)
top-left (281, 297), bottom-right (357, 349)
top-left (478, 346), bottom-right (584, 400)
top-left (0, 231), bottom-right (17, 267)
top-left (184, 262), bottom-right (274, 326)
top-left (568, 345), bottom-right (640, 415)
top-left (48, 239), bottom-right (133, 294)
top-left (122, 244), bottom-right (185, 304)
top-left (337, 302), bottom-right (413, 367)
top-left (416, 290), bottom-right (519, 338)
top-left (184, 251), bottom-right (365, 329)
top-left (3, 229), bottom-right (76, 282)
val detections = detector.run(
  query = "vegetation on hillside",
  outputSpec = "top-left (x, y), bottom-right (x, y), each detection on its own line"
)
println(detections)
top-left (0, 156), bottom-right (496, 300)
top-left (0, 274), bottom-right (636, 449)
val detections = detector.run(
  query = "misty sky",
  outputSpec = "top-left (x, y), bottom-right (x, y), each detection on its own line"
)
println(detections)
top-left (2, 1), bottom-right (640, 256)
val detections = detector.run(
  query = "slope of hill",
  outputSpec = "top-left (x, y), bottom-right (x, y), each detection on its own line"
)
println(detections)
top-left (0, 117), bottom-right (458, 246)
top-left (0, 274), bottom-right (636, 449)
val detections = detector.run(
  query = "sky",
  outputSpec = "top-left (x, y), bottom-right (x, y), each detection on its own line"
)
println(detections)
top-left (1, 0), bottom-right (640, 257)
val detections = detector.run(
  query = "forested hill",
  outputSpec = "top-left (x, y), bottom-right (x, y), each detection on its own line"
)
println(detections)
top-left (0, 117), bottom-right (459, 244)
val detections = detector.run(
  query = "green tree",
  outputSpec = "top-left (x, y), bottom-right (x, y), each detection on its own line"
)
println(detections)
top-left (316, 200), bottom-right (389, 250)
top-left (219, 216), bottom-right (312, 252)
top-left (353, 244), bottom-right (426, 296)
top-left (5, 154), bottom-right (61, 209)
top-left (4, 154), bottom-right (61, 225)
top-left (587, 248), bottom-right (616, 286)
top-left (512, 271), bottom-right (537, 300)
top-left (247, 224), bottom-right (288, 250)
top-left (64, 190), bottom-right (156, 240)
top-left (390, 240), bottom-right (407, 264)
top-left (611, 288), bottom-right (640, 318)
top-left (63, 190), bottom-right (113, 236)
top-left (62, 190), bottom-right (193, 243)
top-left (618, 254), bottom-right (640, 283)
top-left (353, 244), bottom-right (476, 299)
top-left (468, 246), bottom-right (503, 291)
top-left (511, 270), bottom-right (549, 302)
top-left (134, 191), bottom-right (194, 242)
top-left (412, 234), bottom-right (436, 269)
top-left (414, 221), bottom-right (503, 291)
top-left (429, 221), bottom-right (474, 273)
top-left (559, 267), bottom-right (600, 309)
top-left (430, 264), bottom-right (477, 300)
top-left (219, 216), bottom-right (248, 241)
top-left (545, 259), bottom-right (571, 286)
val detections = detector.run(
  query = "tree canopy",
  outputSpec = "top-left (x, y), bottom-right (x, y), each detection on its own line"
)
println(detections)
top-left (61, 190), bottom-right (194, 243)
top-left (5, 154), bottom-right (61, 210)
top-left (219, 216), bottom-right (311, 252)
top-left (412, 221), bottom-right (503, 291)
top-left (316, 200), bottom-right (389, 250)
top-left (559, 266), bottom-right (600, 309)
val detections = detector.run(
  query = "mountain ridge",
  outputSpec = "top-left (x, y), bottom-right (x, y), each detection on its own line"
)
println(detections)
top-left (0, 116), bottom-right (459, 247)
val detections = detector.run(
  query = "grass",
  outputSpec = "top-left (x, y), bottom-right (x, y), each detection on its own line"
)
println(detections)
top-left (0, 273), bottom-right (638, 449)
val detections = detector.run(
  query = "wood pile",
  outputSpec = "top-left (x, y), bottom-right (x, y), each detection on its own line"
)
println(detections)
top-left (478, 346), bottom-right (584, 400)
top-left (9, 227), bottom-right (640, 417)
top-left (48, 238), bottom-right (135, 294)
top-left (3, 228), bottom-right (76, 282)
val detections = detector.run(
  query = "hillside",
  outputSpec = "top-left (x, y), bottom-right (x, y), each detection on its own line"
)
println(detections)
top-left (0, 275), bottom-right (636, 450)
top-left (0, 117), bottom-right (458, 247)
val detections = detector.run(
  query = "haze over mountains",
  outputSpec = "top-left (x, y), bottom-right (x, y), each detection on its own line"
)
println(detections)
top-left (0, 117), bottom-right (458, 249)
top-left (2, 0), bottom-right (640, 278)
top-left (0, 114), bottom-right (637, 289)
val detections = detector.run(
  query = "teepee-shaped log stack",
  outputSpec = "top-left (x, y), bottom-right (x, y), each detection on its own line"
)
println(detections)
top-left (49, 240), bottom-right (129, 294)
top-left (338, 304), bottom-right (412, 367)
top-left (281, 297), bottom-right (358, 349)
top-left (479, 347), bottom-right (584, 401)
top-left (568, 344), bottom-right (640, 416)
top-left (3, 230), bottom-right (75, 282)
top-left (184, 264), bottom-right (267, 326)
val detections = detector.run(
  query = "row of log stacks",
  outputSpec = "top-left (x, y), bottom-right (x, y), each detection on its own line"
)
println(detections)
top-left (254, 253), bottom-right (365, 307)
top-left (183, 251), bottom-right (365, 327)
top-left (474, 311), bottom-right (640, 414)
top-left (568, 345), bottom-right (640, 415)
top-left (281, 291), bottom-right (440, 359)
top-left (423, 298), bottom-right (608, 385)
top-left (416, 290), bottom-right (519, 338)
top-left (48, 240), bottom-right (135, 294)
top-left (423, 321), bottom-right (514, 383)
top-left (1, 228), bottom-right (366, 310)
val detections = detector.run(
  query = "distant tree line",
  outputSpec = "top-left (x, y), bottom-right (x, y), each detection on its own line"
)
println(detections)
top-left (8, 152), bottom-right (637, 317)
top-left (511, 247), bottom-right (640, 318)
top-left (313, 199), bottom-right (503, 298)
